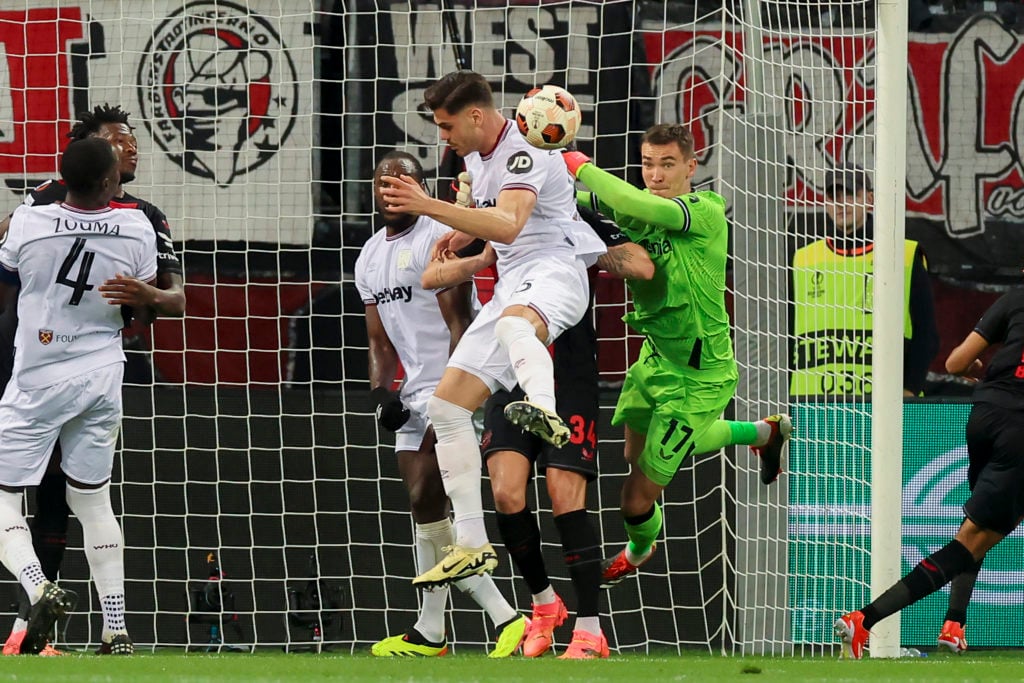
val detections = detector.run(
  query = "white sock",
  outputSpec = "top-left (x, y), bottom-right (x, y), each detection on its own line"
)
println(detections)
top-left (11, 618), bottom-right (27, 634)
top-left (426, 396), bottom-right (488, 548)
top-left (413, 520), bottom-right (453, 643)
top-left (495, 316), bottom-right (556, 412)
top-left (574, 616), bottom-right (602, 636)
top-left (0, 490), bottom-right (46, 599)
top-left (454, 574), bottom-right (517, 627)
top-left (66, 484), bottom-right (126, 636)
top-left (531, 586), bottom-right (556, 606)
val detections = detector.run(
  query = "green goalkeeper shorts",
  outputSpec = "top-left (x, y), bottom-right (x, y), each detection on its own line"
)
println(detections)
top-left (612, 339), bottom-right (737, 486)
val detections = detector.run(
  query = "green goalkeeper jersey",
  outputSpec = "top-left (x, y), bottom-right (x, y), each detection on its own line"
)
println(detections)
top-left (576, 163), bottom-right (734, 371)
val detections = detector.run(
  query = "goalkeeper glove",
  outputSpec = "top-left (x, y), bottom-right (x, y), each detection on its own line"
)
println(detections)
top-left (369, 387), bottom-right (410, 431)
top-left (562, 150), bottom-right (592, 178)
top-left (455, 171), bottom-right (474, 208)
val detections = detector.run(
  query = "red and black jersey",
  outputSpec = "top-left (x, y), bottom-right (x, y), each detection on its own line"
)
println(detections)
top-left (972, 287), bottom-right (1024, 410)
top-left (25, 179), bottom-right (182, 278)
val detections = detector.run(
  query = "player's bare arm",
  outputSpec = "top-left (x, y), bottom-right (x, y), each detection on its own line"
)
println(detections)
top-left (97, 274), bottom-right (160, 325)
top-left (365, 304), bottom-right (400, 390)
top-left (945, 330), bottom-right (988, 380)
top-left (436, 281), bottom-right (476, 356)
top-left (98, 271), bottom-right (184, 318)
top-left (380, 174), bottom-right (535, 244)
top-left (596, 243), bottom-right (654, 281)
top-left (422, 242), bottom-right (497, 290)
top-left (429, 230), bottom-right (478, 261)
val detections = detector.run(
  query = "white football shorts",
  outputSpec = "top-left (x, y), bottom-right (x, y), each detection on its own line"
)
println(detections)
top-left (393, 388), bottom-right (483, 453)
top-left (0, 361), bottom-right (124, 487)
top-left (394, 387), bottom-right (432, 453)
top-left (448, 256), bottom-right (589, 393)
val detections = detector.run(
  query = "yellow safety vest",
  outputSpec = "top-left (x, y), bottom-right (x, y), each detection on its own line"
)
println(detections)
top-left (790, 239), bottom-right (917, 397)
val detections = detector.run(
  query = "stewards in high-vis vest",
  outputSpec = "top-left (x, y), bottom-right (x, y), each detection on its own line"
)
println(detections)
top-left (791, 164), bottom-right (939, 398)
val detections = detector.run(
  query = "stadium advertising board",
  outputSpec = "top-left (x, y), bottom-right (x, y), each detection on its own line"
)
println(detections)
top-left (789, 402), bottom-right (1024, 647)
top-left (646, 13), bottom-right (1024, 279)
top-left (0, 2), bottom-right (313, 243)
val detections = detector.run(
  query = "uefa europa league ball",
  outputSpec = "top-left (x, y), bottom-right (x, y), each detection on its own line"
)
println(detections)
top-left (515, 84), bottom-right (581, 150)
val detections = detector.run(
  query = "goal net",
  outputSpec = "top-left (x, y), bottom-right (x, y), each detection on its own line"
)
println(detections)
top-left (6, 0), bottom-right (1006, 656)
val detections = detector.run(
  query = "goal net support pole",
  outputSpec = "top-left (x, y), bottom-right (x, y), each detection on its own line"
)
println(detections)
top-left (870, 0), bottom-right (909, 660)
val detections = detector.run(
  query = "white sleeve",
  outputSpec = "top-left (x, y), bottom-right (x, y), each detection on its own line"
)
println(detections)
top-left (135, 222), bottom-right (159, 283)
top-left (353, 251), bottom-right (373, 304)
top-left (0, 208), bottom-right (25, 272)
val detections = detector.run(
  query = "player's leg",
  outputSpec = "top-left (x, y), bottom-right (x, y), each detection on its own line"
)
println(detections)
top-left (836, 402), bottom-right (1021, 659)
top-left (7, 445), bottom-right (73, 656)
top-left (416, 297), bottom-right (528, 589)
top-left (60, 363), bottom-right (132, 655)
top-left (0, 382), bottom-right (76, 655)
top-left (499, 260), bottom-right (589, 447)
top-left (937, 415), bottom-right (1000, 655)
top-left (937, 559), bottom-right (981, 654)
top-left (545, 469), bottom-right (607, 659)
top-left (32, 448), bottom-right (71, 585)
top-left (538, 354), bottom-right (606, 658)
top-left (373, 403), bottom-right (452, 656)
top-left (413, 367), bottom-right (494, 588)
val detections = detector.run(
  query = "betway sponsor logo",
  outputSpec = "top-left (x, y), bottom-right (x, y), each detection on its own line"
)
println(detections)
top-left (373, 286), bottom-right (412, 305)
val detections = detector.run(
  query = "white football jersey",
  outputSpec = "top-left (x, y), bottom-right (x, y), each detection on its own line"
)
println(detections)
top-left (354, 216), bottom-right (477, 398)
top-left (0, 203), bottom-right (158, 390)
top-left (464, 119), bottom-right (583, 272)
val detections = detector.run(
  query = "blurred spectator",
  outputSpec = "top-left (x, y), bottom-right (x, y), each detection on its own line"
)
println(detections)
top-left (790, 164), bottom-right (940, 398)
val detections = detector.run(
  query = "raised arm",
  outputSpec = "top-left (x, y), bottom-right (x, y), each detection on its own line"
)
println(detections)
top-left (945, 332), bottom-right (987, 378)
top-left (380, 174), bottom-right (535, 245)
top-left (566, 154), bottom-right (686, 230)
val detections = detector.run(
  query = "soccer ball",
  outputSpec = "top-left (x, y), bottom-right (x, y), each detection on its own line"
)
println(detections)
top-left (515, 85), bottom-right (581, 150)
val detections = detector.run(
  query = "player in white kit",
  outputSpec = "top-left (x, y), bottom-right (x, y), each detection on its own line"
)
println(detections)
top-left (356, 151), bottom-right (527, 657)
top-left (379, 70), bottom-right (592, 588)
top-left (0, 138), bottom-right (157, 655)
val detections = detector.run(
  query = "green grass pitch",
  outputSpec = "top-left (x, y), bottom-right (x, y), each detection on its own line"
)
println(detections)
top-left (1, 650), bottom-right (1022, 683)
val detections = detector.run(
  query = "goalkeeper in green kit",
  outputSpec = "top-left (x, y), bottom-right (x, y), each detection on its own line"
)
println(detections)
top-left (562, 124), bottom-right (793, 586)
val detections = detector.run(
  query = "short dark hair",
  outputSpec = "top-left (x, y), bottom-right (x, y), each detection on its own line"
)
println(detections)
top-left (375, 150), bottom-right (425, 184)
top-left (423, 70), bottom-right (494, 113)
top-left (60, 138), bottom-right (118, 195)
top-left (641, 124), bottom-right (695, 158)
top-left (67, 104), bottom-right (132, 141)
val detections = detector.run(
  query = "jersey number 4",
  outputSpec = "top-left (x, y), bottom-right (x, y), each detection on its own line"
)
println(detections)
top-left (56, 237), bottom-right (95, 305)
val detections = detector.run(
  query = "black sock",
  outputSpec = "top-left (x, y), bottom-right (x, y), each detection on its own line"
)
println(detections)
top-left (14, 586), bottom-right (29, 621)
top-left (862, 540), bottom-right (975, 630)
top-left (495, 508), bottom-right (549, 595)
top-left (31, 470), bottom-right (70, 581)
top-left (624, 505), bottom-right (656, 527)
top-left (945, 557), bottom-right (983, 626)
top-left (554, 509), bottom-right (602, 618)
